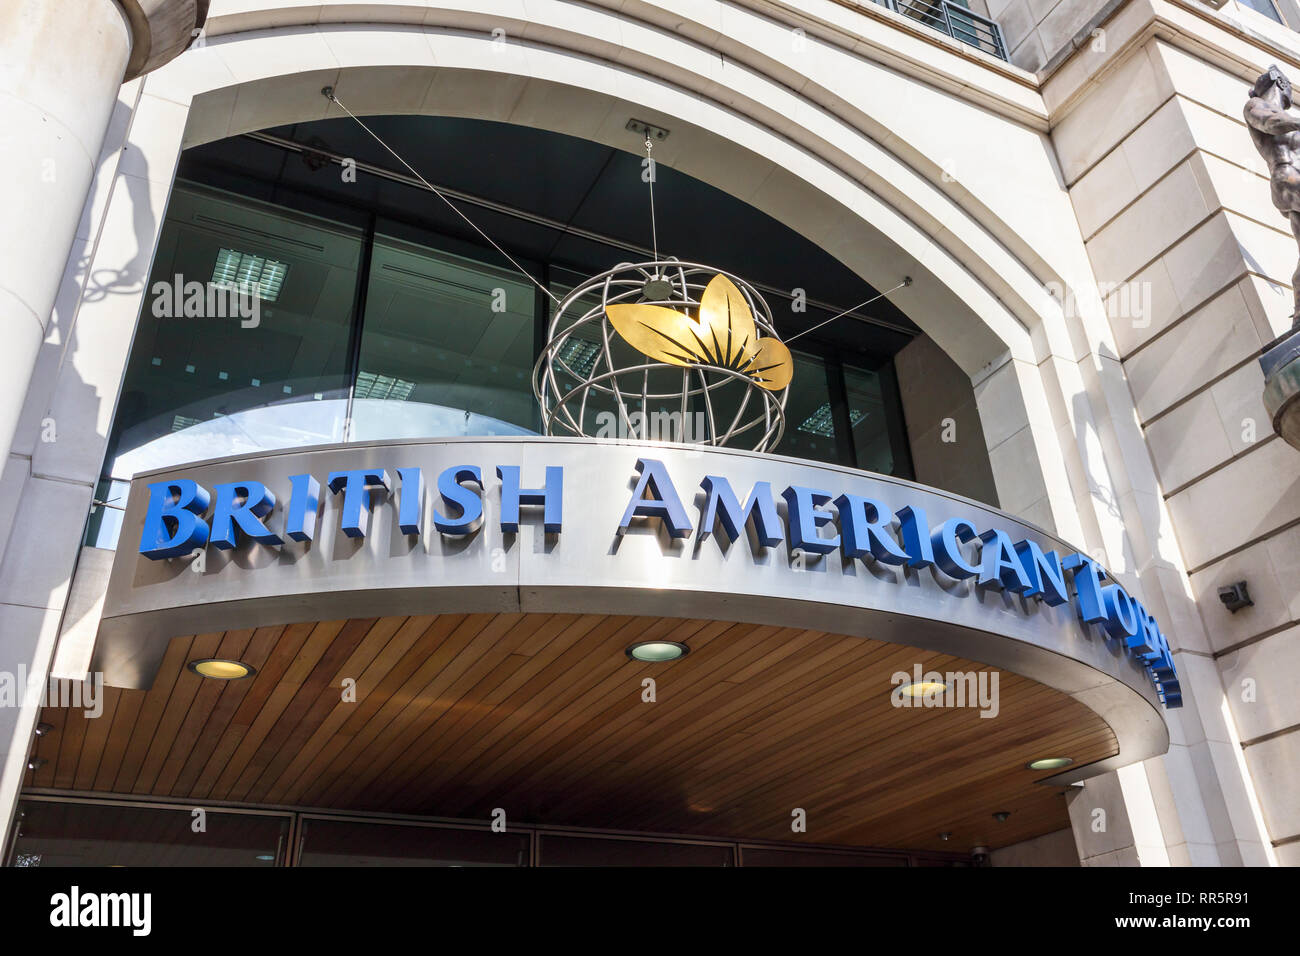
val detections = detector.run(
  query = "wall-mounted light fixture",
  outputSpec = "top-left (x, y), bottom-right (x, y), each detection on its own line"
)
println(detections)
top-left (1218, 581), bottom-right (1253, 613)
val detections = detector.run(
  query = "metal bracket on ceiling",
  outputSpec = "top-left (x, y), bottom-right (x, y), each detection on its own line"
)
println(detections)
top-left (625, 118), bottom-right (670, 143)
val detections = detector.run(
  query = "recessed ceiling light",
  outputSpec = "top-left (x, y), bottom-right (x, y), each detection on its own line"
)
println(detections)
top-left (213, 248), bottom-right (288, 302)
top-left (626, 641), bottom-right (689, 662)
top-left (896, 679), bottom-right (949, 698)
top-left (188, 659), bottom-right (256, 680)
top-left (1027, 756), bottom-right (1073, 771)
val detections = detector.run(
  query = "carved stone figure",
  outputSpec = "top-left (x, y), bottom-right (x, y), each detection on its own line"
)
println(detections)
top-left (1245, 65), bottom-right (1300, 329)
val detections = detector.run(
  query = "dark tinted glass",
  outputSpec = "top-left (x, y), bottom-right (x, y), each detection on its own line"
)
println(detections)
top-left (350, 230), bottom-right (538, 440)
top-left (297, 818), bottom-right (528, 867)
top-left (105, 183), bottom-right (360, 478)
top-left (538, 834), bottom-right (733, 866)
top-left (741, 846), bottom-right (908, 867)
top-left (8, 801), bottom-right (288, 867)
top-left (772, 351), bottom-right (846, 466)
top-left (843, 363), bottom-right (896, 474)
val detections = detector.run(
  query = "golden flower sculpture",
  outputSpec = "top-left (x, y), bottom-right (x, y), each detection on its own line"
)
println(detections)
top-left (604, 273), bottom-right (793, 391)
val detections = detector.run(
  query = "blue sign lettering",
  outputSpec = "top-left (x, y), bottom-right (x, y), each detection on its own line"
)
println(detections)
top-left (435, 465), bottom-right (484, 535)
top-left (327, 469), bottom-right (391, 538)
top-left (618, 458), bottom-right (691, 538)
top-left (209, 480), bottom-right (282, 550)
top-left (285, 474), bottom-right (320, 542)
top-left (135, 455), bottom-right (1180, 707)
top-left (781, 485), bottom-right (839, 554)
top-left (834, 494), bottom-right (909, 566)
top-left (497, 465), bottom-right (563, 534)
top-left (139, 479), bottom-right (210, 559)
top-left (699, 476), bottom-right (782, 547)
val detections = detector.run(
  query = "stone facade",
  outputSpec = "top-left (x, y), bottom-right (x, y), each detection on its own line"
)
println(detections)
top-left (1044, 0), bottom-right (1299, 865)
top-left (0, 0), bottom-right (1296, 865)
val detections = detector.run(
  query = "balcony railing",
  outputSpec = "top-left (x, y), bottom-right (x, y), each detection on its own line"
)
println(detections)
top-left (872, 0), bottom-right (1009, 61)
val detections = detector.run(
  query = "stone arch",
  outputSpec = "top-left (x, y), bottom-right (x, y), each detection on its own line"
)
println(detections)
top-left (129, 7), bottom-right (1097, 540)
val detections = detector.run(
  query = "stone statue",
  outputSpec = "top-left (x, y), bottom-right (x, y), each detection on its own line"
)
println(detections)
top-left (1245, 65), bottom-right (1300, 329)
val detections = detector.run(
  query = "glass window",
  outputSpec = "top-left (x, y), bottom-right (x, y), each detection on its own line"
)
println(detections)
top-left (541, 282), bottom-right (618, 438)
top-left (296, 818), bottom-right (528, 867)
top-left (898, 0), bottom-right (947, 31)
top-left (537, 833), bottom-right (733, 866)
top-left (843, 364), bottom-right (896, 475)
top-left (773, 351), bottom-right (847, 466)
top-left (84, 477), bottom-right (131, 549)
top-left (1238, 0), bottom-right (1283, 25)
top-left (96, 153), bottom-right (920, 552)
top-left (349, 230), bottom-right (538, 441)
top-left (7, 801), bottom-right (288, 867)
top-left (912, 856), bottom-right (972, 867)
top-left (945, 0), bottom-right (976, 45)
top-left (740, 846), bottom-right (908, 866)
top-left (104, 183), bottom-right (361, 479)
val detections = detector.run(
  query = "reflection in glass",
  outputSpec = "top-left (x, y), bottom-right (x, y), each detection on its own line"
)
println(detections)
top-left (97, 171), bottom-right (919, 553)
top-left (537, 833), bottom-right (733, 866)
top-left (7, 801), bottom-right (287, 867)
top-left (1237, 0), bottom-right (1283, 25)
top-left (350, 233), bottom-right (537, 440)
top-left (296, 818), bottom-right (528, 867)
top-left (83, 478), bottom-right (131, 549)
top-left (773, 351), bottom-right (846, 466)
top-left (843, 364), bottom-right (895, 475)
top-left (740, 846), bottom-right (908, 866)
top-left (540, 281), bottom-right (684, 443)
top-left (104, 184), bottom-right (360, 478)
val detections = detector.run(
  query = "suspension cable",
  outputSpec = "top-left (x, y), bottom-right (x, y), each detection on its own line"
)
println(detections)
top-left (322, 86), bottom-right (561, 306)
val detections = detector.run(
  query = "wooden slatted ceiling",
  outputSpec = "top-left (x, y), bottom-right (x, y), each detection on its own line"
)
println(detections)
top-left (29, 613), bottom-right (1117, 852)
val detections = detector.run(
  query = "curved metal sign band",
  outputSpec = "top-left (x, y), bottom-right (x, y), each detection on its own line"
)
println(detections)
top-left (98, 437), bottom-right (1170, 785)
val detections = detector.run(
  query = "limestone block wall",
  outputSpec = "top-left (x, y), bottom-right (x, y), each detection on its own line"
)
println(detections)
top-left (983, 0), bottom-right (1300, 74)
top-left (1045, 0), bottom-right (1300, 863)
top-left (985, 0), bottom-right (1120, 71)
top-left (3, 0), bottom-right (1293, 867)
top-left (990, 826), bottom-right (1081, 865)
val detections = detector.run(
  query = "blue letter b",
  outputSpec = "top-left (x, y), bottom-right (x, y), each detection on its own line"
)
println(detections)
top-left (139, 479), bottom-right (211, 560)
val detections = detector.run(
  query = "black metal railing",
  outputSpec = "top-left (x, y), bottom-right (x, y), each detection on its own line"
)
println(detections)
top-left (873, 0), bottom-right (1009, 61)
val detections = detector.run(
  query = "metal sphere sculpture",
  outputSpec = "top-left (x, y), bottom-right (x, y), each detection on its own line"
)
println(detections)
top-left (533, 260), bottom-right (792, 452)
